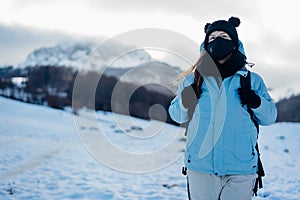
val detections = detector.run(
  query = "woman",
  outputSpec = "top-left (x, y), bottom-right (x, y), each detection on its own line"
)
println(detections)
top-left (168, 17), bottom-right (277, 200)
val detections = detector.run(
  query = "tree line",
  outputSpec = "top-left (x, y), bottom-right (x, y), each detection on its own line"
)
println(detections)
top-left (0, 66), bottom-right (177, 125)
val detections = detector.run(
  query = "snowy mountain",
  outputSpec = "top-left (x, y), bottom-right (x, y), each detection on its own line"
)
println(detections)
top-left (16, 40), bottom-right (182, 93)
top-left (1, 97), bottom-right (300, 200)
top-left (18, 40), bottom-right (152, 70)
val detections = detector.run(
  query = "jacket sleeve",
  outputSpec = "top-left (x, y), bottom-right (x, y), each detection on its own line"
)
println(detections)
top-left (252, 73), bottom-right (277, 125)
top-left (168, 74), bottom-right (194, 124)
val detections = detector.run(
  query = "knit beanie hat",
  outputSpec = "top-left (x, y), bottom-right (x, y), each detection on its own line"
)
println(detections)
top-left (204, 17), bottom-right (241, 49)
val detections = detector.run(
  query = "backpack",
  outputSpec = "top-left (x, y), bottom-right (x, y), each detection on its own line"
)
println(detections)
top-left (182, 71), bottom-right (264, 196)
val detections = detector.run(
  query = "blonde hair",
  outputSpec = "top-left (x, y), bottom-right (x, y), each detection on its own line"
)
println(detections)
top-left (176, 62), bottom-right (197, 82)
top-left (175, 50), bottom-right (221, 88)
top-left (176, 50), bottom-right (212, 82)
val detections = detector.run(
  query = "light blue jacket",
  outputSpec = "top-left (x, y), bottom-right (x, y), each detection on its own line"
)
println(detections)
top-left (168, 45), bottom-right (277, 176)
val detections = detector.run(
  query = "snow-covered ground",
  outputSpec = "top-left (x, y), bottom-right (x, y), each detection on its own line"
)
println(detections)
top-left (0, 96), bottom-right (299, 200)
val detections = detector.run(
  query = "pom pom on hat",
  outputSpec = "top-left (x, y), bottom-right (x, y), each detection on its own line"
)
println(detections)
top-left (228, 16), bottom-right (240, 27)
top-left (204, 23), bottom-right (211, 33)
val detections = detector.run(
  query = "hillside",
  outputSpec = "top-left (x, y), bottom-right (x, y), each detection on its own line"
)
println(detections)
top-left (276, 95), bottom-right (300, 122)
top-left (0, 41), bottom-right (182, 124)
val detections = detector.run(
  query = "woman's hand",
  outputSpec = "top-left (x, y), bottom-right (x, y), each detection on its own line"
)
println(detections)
top-left (238, 88), bottom-right (261, 109)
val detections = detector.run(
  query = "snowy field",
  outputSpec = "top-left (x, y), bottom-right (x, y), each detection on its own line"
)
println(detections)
top-left (0, 96), bottom-right (299, 200)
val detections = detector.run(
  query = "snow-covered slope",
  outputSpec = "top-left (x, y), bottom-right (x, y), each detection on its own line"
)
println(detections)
top-left (0, 97), bottom-right (299, 200)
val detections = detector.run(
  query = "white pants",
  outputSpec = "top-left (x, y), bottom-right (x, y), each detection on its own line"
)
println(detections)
top-left (187, 170), bottom-right (257, 200)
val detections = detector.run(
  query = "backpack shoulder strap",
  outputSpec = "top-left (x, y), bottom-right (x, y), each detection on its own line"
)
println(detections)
top-left (239, 70), bottom-right (251, 90)
top-left (239, 71), bottom-right (259, 133)
top-left (240, 71), bottom-right (264, 196)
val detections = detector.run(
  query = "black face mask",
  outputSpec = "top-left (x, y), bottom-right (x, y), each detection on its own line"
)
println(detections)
top-left (207, 37), bottom-right (235, 61)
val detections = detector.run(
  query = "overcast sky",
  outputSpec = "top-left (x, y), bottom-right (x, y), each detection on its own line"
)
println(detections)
top-left (0, 0), bottom-right (299, 100)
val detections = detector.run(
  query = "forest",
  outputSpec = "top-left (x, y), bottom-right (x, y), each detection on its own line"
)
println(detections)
top-left (0, 66), bottom-right (177, 124)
